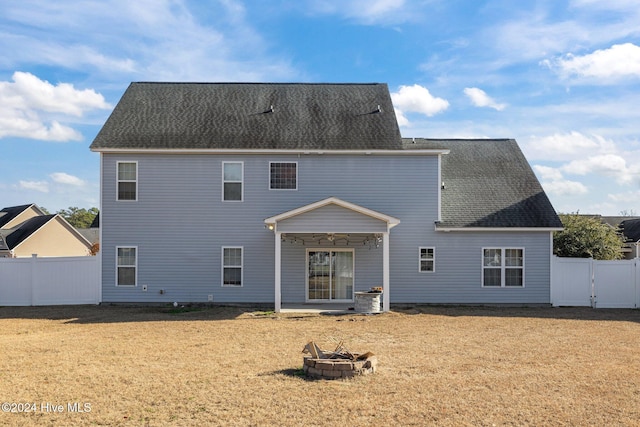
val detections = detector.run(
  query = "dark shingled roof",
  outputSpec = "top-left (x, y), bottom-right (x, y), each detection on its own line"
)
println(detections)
top-left (3, 215), bottom-right (55, 249)
top-left (620, 218), bottom-right (640, 242)
top-left (403, 138), bottom-right (563, 229)
top-left (0, 204), bottom-right (34, 228)
top-left (90, 82), bottom-right (402, 151)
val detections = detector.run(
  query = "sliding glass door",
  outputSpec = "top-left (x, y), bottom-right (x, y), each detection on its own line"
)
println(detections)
top-left (307, 249), bottom-right (354, 301)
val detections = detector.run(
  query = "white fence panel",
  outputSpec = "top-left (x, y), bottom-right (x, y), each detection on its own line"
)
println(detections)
top-left (551, 256), bottom-right (593, 307)
top-left (0, 258), bottom-right (33, 305)
top-left (0, 256), bottom-right (100, 306)
top-left (594, 260), bottom-right (637, 309)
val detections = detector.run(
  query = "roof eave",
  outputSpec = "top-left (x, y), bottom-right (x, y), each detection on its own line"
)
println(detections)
top-left (90, 147), bottom-right (450, 156)
top-left (436, 226), bottom-right (563, 232)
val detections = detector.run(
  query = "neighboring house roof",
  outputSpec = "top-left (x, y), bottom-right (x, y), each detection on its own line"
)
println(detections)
top-left (597, 215), bottom-right (640, 228)
top-left (0, 214), bottom-right (93, 253)
top-left (0, 204), bottom-right (45, 229)
top-left (90, 82), bottom-right (402, 151)
top-left (90, 213), bottom-right (99, 228)
top-left (620, 218), bottom-right (640, 242)
top-left (2, 215), bottom-right (56, 249)
top-left (404, 138), bottom-right (563, 229)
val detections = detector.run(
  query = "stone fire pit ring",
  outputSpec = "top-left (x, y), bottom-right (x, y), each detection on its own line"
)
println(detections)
top-left (303, 353), bottom-right (378, 379)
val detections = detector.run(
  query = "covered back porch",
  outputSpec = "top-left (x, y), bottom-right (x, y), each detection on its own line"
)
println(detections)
top-left (265, 197), bottom-right (400, 313)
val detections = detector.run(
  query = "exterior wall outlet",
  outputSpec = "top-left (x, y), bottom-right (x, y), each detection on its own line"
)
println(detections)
top-left (208, 294), bottom-right (213, 302)
top-left (142, 285), bottom-right (147, 291)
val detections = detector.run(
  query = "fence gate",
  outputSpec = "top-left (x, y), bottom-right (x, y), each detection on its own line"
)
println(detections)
top-left (551, 256), bottom-right (639, 308)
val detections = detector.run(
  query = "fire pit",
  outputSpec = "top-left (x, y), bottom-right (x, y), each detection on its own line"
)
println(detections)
top-left (302, 341), bottom-right (377, 380)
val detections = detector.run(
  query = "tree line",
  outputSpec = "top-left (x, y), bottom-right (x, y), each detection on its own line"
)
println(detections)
top-left (42, 206), bottom-right (99, 229)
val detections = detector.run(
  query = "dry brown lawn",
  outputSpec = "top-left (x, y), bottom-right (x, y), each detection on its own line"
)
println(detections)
top-left (1, 304), bottom-right (640, 426)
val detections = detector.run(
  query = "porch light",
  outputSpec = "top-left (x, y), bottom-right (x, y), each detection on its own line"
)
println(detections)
top-left (266, 224), bottom-right (275, 231)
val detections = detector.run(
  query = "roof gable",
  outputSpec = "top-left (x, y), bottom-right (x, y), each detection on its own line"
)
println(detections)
top-left (90, 82), bottom-right (402, 151)
top-left (265, 197), bottom-right (400, 230)
top-left (0, 204), bottom-right (45, 229)
top-left (2, 214), bottom-right (92, 251)
top-left (3, 214), bottom-right (56, 249)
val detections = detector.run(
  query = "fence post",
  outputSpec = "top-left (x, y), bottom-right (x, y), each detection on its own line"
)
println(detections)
top-left (30, 254), bottom-right (37, 306)
top-left (590, 258), bottom-right (596, 308)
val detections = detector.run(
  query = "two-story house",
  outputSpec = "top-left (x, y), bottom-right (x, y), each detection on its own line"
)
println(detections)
top-left (90, 82), bottom-right (562, 311)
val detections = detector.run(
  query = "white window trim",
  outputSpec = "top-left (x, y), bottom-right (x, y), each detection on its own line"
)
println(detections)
top-left (116, 161), bottom-right (138, 201)
top-left (222, 161), bottom-right (244, 202)
top-left (419, 247), bottom-right (435, 273)
top-left (269, 161), bottom-right (298, 191)
top-left (481, 247), bottom-right (525, 288)
top-left (116, 246), bottom-right (137, 287)
top-left (222, 246), bottom-right (243, 287)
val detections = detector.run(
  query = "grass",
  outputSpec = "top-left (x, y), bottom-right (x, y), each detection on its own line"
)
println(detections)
top-left (1, 304), bottom-right (639, 426)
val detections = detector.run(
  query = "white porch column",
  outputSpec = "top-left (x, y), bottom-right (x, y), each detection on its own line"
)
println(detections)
top-left (275, 231), bottom-right (282, 313)
top-left (382, 231), bottom-right (390, 312)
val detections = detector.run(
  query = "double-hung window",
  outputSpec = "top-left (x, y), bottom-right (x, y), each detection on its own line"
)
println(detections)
top-left (116, 247), bottom-right (137, 286)
top-left (117, 161), bottom-right (137, 201)
top-left (482, 248), bottom-right (524, 287)
top-left (222, 247), bottom-right (243, 286)
top-left (223, 162), bottom-right (243, 201)
top-left (269, 162), bottom-right (297, 190)
top-left (419, 247), bottom-right (435, 272)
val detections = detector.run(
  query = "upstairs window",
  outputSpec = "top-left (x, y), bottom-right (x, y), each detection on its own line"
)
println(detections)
top-left (482, 248), bottom-right (524, 287)
top-left (270, 162), bottom-right (297, 190)
top-left (223, 162), bottom-right (243, 201)
top-left (117, 162), bottom-right (137, 201)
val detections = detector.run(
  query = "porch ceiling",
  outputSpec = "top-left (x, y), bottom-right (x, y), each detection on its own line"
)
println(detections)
top-left (280, 232), bottom-right (383, 247)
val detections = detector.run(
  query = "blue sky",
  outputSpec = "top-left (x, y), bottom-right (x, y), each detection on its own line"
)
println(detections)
top-left (1, 0), bottom-right (639, 215)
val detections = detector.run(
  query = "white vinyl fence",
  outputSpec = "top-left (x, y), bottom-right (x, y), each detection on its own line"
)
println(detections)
top-left (551, 256), bottom-right (640, 308)
top-left (0, 255), bottom-right (101, 306)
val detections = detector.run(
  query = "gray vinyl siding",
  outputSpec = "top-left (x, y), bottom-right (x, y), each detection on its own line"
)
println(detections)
top-left (277, 204), bottom-right (389, 233)
top-left (100, 152), bottom-right (552, 304)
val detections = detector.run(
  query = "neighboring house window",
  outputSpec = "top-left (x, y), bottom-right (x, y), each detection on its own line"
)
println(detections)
top-left (482, 248), bottom-right (524, 287)
top-left (222, 247), bottom-right (243, 286)
top-left (419, 247), bottom-right (435, 272)
top-left (270, 162), bottom-right (297, 190)
top-left (117, 161), bottom-right (137, 201)
top-left (223, 162), bottom-right (243, 201)
top-left (117, 247), bottom-right (137, 286)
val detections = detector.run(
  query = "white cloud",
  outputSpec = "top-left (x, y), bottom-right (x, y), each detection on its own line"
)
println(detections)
top-left (50, 172), bottom-right (86, 186)
top-left (0, 72), bottom-right (111, 141)
top-left (562, 154), bottom-right (636, 184)
top-left (546, 43), bottom-right (640, 82)
top-left (390, 84), bottom-right (449, 127)
top-left (543, 179), bottom-right (589, 196)
top-left (522, 132), bottom-right (614, 162)
top-left (18, 180), bottom-right (49, 193)
top-left (533, 165), bottom-right (564, 182)
top-left (608, 189), bottom-right (640, 202)
top-left (533, 165), bottom-right (588, 196)
top-left (463, 87), bottom-right (506, 111)
top-left (305, 0), bottom-right (413, 24)
top-left (5, 71), bottom-right (111, 115)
